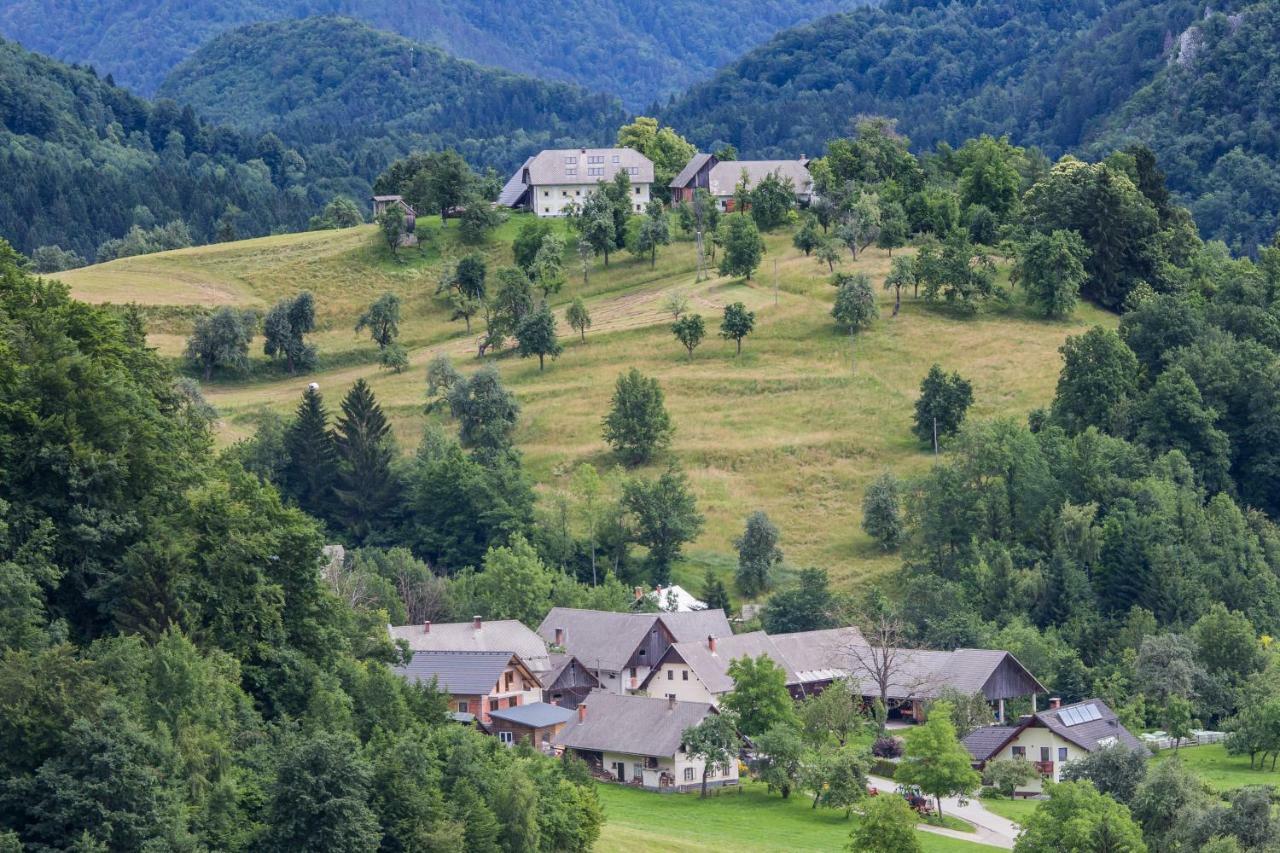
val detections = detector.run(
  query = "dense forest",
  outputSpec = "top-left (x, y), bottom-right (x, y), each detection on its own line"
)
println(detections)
top-left (0, 0), bottom-right (868, 108)
top-left (661, 0), bottom-right (1278, 253)
top-left (157, 18), bottom-right (625, 190)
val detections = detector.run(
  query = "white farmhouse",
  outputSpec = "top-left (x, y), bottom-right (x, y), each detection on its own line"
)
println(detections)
top-left (498, 147), bottom-right (654, 217)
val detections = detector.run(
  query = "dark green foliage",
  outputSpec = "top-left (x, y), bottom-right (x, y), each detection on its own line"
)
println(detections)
top-left (831, 272), bottom-right (878, 333)
top-left (332, 379), bottom-right (397, 542)
top-left (627, 200), bottom-right (671, 267)
top-left (918, 231), bottom-right (997, 314)
top-left (263, 292), bottom-right (317, 374)
top-left (513, 220), bottom-right (555, 273)
top-left (912, 365), bottom-right (974, 448)
top-left (447, 366), bottom-right (520, 455)
top-left (622, 468), bottom-right (704, 585)
top-left (311, 196), bottom-right (364, 229)
top-left (377, 206), bottom-right (405, 258)
top-left (735, 510), bottom-right (781, 597)
top-left (282, 386), bottom-right (340, 522)
top-left (672, 313), bottom-right (706, 360)
top-left (185, 306), bottom-right (256, 380)
top-left (722, 654), bottom-right (798, 738)
top-left (761, 568), bottom-right (836, 634)
top-left (1017, 229), bottom-right (1089, 319)
top-left (602, 369), bottom-right (673, 465)
top-left (749, 171), bottom-right (795, 230)
top-left (701, 568), bottom-right (732, 614)
top-left (719, 301), bottom-right (755, 355)
top-left (718, 215), bottom-right (765, 280)
top-left (1059, 745), bottom-right (1149, 804)
top-left (262, 732), bottom-right (381, 852)
top-left (862, 472), bottom-right (904, 551)
top-left (1051, 327), bottom-right (1140, 436)
top-left (28, 245), bottom-right (85, 273)
top-left (515, 300), bottom-right (562, 370)
top-left (566, 296), bottom-right (591, 341)
top-left (355, 292), bottom-right (401, 349)
top-left (454, 253), bottom-right (488, 300)
top-left (793, 215), bottom-right (821, 255)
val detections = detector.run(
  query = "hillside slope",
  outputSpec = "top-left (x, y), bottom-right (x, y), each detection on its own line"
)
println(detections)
top-left (61, 216), bottom-right (1113, 585)
top-left (0, 0), bottom-right (868, 109)
top-left (156, 17), bottom-right (624, 181)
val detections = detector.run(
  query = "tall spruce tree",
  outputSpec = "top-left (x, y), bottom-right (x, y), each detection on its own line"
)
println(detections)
top-left (282, 386), bottom-right (339, 521)
top-left (333, 380), bottom-right (397, 542)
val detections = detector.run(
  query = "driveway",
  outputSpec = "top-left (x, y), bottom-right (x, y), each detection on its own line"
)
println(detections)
top-left (866, 775), bottom-right (1019, 849)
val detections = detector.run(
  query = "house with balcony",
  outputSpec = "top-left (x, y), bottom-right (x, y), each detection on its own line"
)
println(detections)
top-left (552, 690), bottom-right (738, 792)
top-left (537, 607), bottom-right (732, 694)
top-left (962, 698), bottom-right (1146, 796)
top-left (392, 650), bottom-right (542, 724)
top-left (498, 148), bottom-right (654, 217)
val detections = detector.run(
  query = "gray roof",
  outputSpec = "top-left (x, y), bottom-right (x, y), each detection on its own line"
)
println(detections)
top-left (663, 631), bottom-right (799, 695)
top-left (553, 690), bottom-right (717, 757)
top-left (669, 153), bottom-right (714, 188)
top-left (487, 701), bottom-right (575, 729)
top-left (388, 619), bottom-right (550, 672)
top-left (706, 160), bottom-right (812, 197)
top-left (962, 725), bottom-right (1018, 762)
top-left (512, 147), bottom-right (654, 188)
top-left (537, 608), bottom-right (732, 673)
top-left (497, 157), bottom-right (533, 206)
top-left (1036, 699), bottom-right (1144, 753)
top-left (963, 699), bottom-right (1144, 761)
top-left (393, 650), bottom-right (524, 695)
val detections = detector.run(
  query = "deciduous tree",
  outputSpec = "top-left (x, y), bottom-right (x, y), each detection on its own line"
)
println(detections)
top-left (602, 369), bottom-right (673, 465)
top-left (672, 313), bottom-right (706, 360)
top-left (720, 302), bottom-right (755, 355)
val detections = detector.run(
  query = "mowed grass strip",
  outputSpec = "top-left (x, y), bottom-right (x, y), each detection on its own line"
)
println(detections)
top-left (593, 782), bottom-right (1003, 852)
top-left (65, 216), bottom-right (1116, 584)
top-left (1151, 743), bottom-right (1280, 794)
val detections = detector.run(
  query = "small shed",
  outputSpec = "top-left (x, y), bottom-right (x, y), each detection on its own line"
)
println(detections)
top-left (486, 702), bottom-right (575, 749)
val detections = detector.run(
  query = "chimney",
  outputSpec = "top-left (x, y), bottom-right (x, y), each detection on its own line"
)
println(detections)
top-left (473, 616), bottom-right (482, 630)
top-left (577, 703), bottom-right (587, 722)
top-left (668, 695), bottom-right (676, 710)
top-left (1049, 697), bottom-right (1061, 710)
top-left (580, 147), bottom-right (587, 154)
top-left (634, 586), bottom-right (644, 601)
top-left (554, 627), bottom-right (564, 646)
top-left (707, 635), bottom-right (716, 653)
top-left (423, 620), bottom-right (431, 634)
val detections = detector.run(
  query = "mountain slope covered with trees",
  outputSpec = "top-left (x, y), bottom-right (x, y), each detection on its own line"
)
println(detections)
top-left (157, 17), bottom-right (624, 184)
top-left (0, 0), bottom-right (869, 108)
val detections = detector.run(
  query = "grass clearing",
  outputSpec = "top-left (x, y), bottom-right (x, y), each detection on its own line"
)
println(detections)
top-left (1151, 743), bottom-right (1280, 794)
top-left (978, 795), bottom-right (1040, 825)
top-left (63, 215), bottom-right (1117, 587)
top-left (594, 782), bottom-right (1002, 852)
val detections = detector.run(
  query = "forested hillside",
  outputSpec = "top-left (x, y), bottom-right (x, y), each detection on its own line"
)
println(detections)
top-left (0, 0), bottom-right (867, 109)
top-left (661, 0), bottom-right (1276, 251)
top-left (157, 17), bottom-right (624, 184)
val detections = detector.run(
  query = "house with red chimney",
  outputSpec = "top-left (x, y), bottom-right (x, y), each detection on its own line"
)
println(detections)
top-left (389, 616), bottom-right (551, 676)
top-left (392, 649), bottom-right (543, 724)
top-left (552, 690), bottom-right (739, 792)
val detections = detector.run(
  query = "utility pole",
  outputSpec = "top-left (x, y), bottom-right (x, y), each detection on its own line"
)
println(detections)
top-left (773, 259), bottom-right (778, 306)
top-left (933, 416), bottom-right (939, 458)
top-left (694, 191), bottom-right (708, 283)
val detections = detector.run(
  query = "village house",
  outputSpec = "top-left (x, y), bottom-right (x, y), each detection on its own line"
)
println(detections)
top-left (668, 154), bottom-right (814, 210)
top-left (553, 690), bottom-right (739, 792)
top-left (537, 607), bottom-right (732, 694)
top-left (497, 147), bottom-right (654, 216)
top-left (641, 626), bottom-right (1046, 723)
top-left (388, 616), bottom-right (551, 677)
top-left (485, 701), bottom-right (576, 749)
top-left (392, 650), bottom-right (542, 724)
top-left (963, 698), bottom-right (1145, 796)
top-left (540, 652), bottom-right (600, 710)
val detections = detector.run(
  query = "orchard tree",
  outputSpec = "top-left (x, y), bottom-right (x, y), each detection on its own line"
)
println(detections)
top-left (602, 368), bottom-right (673, 465)
top-left (448, 365), bottom-right (520, 453)
top-left (566, 296), bottom-right (592, 341)
top-left (815, 239), bottom-right (842, 272)
top-left (263, 292), bottom-right (317, 374)
top-left (723, 654), bottom-right (798, 738)
top-left (912, 365), bottom-right (974, 450)
top-left (531, 233), bottom-right (567, 298)
top-left (720, 302), bottom-right (755, 355)
top-left (877, 201), bottom-right (910, 257)
top-left (355, 292), bottom-right (401, 350)
top-left (185, 306), bottom-right (255, 380)
top-left (735, 510), bottom-right (781, 596)
top-left (580, 191), bottom-right (617, 265)
top-left (1017, 229), bottom-right (1090, 319)
top-left (831, 272), bottom-right (878, 334)
top-left (454, 253), bottom-right (487, 299)
top-left (672, 313), bottom-right (706, 360)
top-left (754, 723), bottom-right (805, 799)
top-left (515, 301), bottom-right (562, 370)
top-left (628, 200), bottom-right (670, 267)
top-left (793, 215), bottom-right (821, 255)
top-left (862, 472), bottom-right (903, 550)
top-left (377, 205), bottom-right (405, 258)
top-left (894, 700), bottom-right (981, 818)
top-left (884, 255), bottom-right (915, 317)
top-left (749, 171), bottom-right (796, 230)
top-left (719, 215), bottom-right (765, 280)
top-left (513, 219), bottom-right (554, 272)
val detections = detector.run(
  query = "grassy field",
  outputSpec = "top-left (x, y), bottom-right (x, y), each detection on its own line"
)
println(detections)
top-left (594, 782), bottom-right (1001, 852)
top-left (978, 796), bottom-right (1039, 825)
top-left (61, 215), bottom-right (1116, 588)
top-left (1151, 743), bottom-right (1280, 794)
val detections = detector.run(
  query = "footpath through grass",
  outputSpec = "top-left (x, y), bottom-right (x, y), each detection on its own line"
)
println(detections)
top-left (593, 782), bottom-right (1002, 852)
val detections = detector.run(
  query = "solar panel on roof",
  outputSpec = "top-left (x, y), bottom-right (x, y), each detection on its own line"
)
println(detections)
top-left (1060, 704), bottom-right (1101, 727)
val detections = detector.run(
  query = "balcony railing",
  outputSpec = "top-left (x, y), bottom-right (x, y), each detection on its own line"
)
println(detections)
top-left (1034, 761), bottom-right (1054, 775)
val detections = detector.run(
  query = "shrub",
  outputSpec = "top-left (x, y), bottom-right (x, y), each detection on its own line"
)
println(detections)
top-left (872, 736), bottom-right (905, 758)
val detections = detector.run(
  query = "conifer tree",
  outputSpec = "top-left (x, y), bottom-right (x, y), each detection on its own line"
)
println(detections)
top-left (333, 379), bottom-right (396, 542)
top-left (282, 386), bottom-right (339, 521)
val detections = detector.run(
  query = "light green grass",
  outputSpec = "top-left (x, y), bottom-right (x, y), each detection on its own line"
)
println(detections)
top-left (61, 215), bottom-right (1117, 587)
top-left (978, 795), bottom-right (1040, 825)
top-left (593, 782), bottom-right (1001, 852)
top-left (1151, 743), bottom-right (1280, 794)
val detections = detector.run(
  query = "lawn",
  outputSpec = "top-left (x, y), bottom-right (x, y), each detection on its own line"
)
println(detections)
top-left (1151, 743), bottom-right (1280, 794)
top-left (593, 782), bottom-right (1002, 852)
top-left (978, 796), bottom-right (1040, 825)
top-left (60, 215), bottom-right (1117, 588)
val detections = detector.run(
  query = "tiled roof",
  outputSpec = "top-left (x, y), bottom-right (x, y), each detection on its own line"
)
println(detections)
top-left (497, 157), bottom-right (533, 206)
top-left (487, 701), bottom-right (575, 729)
top-left (388, 619), bottom-right (550, 672)
top-left (664, 631), bottom-right (799, 695)
top-left (1036, 699), bottom-right (1145, 753)
top-left (518, 147), bottom-right (654, 187)
top-left (962, 724), bottom-right (1021, 761)
top-left (537, 608), bottom-right (731, 673)
top-left (706, 160), bottom-right (812, 197)
top-left (553, 690), bottom-right (716, 757)
top-left (393, 650), bottom-right (519, 695)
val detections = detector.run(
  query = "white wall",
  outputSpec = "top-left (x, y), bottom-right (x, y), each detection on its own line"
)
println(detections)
top-left (991, 726), bottom-right (1077, 794)
top-left (647, 661), bottom-right (718, 704)
top-left (531, 182), bottom-right (651, 216)
top-left (600, 748), bottom-right (739, 792)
